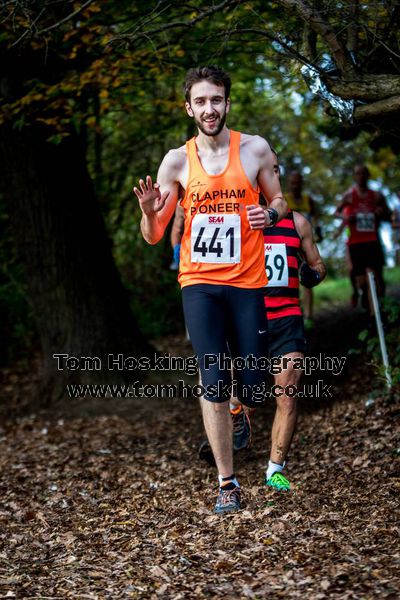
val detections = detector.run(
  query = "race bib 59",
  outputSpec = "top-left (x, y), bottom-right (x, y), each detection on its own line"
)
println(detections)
top-left (264, 243), bottom-right (289, 287)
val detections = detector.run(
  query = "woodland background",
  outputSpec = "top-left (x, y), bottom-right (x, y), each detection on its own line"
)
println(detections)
top-left (1, 0), bottom-right (400, 402)
top-left (1, 2), bottom-right (399, 598)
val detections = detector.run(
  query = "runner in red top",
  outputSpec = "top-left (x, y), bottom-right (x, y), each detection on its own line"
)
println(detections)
top-left (335, 164), bottom-right (391, 314)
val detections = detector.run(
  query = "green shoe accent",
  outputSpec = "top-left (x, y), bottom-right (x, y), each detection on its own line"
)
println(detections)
top-left (266, 472), bottom-right (290, 492)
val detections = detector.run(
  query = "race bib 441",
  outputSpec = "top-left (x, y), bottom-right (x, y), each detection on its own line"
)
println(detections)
top-left (191, 214), bottom-right (241, 263)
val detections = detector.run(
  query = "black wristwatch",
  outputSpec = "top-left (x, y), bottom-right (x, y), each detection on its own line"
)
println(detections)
top-left (266, 207), bottom-right (279, 227)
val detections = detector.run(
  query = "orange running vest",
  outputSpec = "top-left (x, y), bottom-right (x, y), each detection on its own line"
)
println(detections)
top-left (178, 130), bottom-right (267, 288)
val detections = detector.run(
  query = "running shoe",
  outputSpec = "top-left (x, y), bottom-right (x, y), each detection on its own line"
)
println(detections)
top-left (198, 440), bottom-right (216, 467)
top-left (266, 472), bottom-right (290, 492)
top-left (214, 483), bottom-right (241, 513)
top-left (232, 407), bottom-right (252, 451)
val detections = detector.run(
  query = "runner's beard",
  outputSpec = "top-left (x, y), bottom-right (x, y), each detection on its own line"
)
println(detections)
top-left (195, 112), bottom-right (226, 136)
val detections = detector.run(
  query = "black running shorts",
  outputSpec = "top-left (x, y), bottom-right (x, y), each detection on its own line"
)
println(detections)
top-left (349, 241), bottom-right (384, 276)
top-left (268, 315), bottom-right (306, 360)
top-left (182, 284), bottom-right (269, 407)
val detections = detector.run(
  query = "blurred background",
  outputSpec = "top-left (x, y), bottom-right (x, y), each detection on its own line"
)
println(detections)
top-left (1, 0), bottom-right (400, 405)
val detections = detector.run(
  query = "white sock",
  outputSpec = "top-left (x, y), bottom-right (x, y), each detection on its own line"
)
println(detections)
top-left (218, 474), bottom-right (240, 488)
top-left (266, 460), bottom-right (285, 480)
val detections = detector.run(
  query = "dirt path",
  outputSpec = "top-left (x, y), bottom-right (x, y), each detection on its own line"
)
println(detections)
top-left (0, 301), bottom-right (399, 598)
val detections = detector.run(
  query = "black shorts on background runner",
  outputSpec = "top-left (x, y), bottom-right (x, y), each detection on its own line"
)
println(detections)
top-left (349, 241), bottom-right (384, 276)
top-left (182, 284), bottom-right (269, 408)
top-left (268, 315), bottom-right (306, 359)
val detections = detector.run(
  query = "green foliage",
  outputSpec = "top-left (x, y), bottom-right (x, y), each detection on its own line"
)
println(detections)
top-left (357, 297), bottom-right (400, 389)
top-left (313, 273), bottom-right (353, 309)
top-left (0, 203), bottom-right (37, 365)
top-left (2, 1), bottom-right (400, 358)
top-left (367, 359), bottom-right (400, 391)
top-left (313, 267), bottom-right (400, 312)
top-left (110, 200), bottom-right (184, 338)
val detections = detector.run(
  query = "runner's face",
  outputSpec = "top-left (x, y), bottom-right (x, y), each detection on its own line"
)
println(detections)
top-left (354, 166), bottom-right (369, 188)
top-left (289, 173), bottom-right (303, 194)
top-left (185, 81), bottom-right (230, 136)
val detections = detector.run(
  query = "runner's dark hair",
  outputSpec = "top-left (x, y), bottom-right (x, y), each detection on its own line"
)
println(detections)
top-left (184, 66), bottom-right (231, 102)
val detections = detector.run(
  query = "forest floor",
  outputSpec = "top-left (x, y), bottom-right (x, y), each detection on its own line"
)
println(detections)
top-left (0, 287), bottom-right (399, 599)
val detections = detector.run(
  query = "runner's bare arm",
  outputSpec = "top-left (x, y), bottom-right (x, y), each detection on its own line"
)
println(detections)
top-left (334, 192), bottom-right (351, 219)
top-left (294, 212), bottom-right (327, 281)
top-left (334, 197), bottom-right (355, 225)
top-left (170, 203), bottom-right (185, 247)
top-left (332, 219), bottom-right (347, 240)
top-left (246, 137), bottom-right (287, 229)
top-left (256, 137), bottom-right (287, 222)
top-left (308, 195), bottom-right (323, 241)
top-left (133, 150), bottom-right (182, 244)
top-left (376, 192), bottom-right (392, 221)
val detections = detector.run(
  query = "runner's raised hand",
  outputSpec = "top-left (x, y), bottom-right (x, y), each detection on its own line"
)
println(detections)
top-left (133, 175), bottom-right (170, 216)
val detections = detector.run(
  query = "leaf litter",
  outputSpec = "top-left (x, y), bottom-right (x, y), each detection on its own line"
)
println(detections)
top-left (0, 309), bottom-right (399, 599)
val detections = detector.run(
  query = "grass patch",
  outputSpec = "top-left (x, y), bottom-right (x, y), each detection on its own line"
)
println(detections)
top-left (312, 266), bottom-right (400, 312)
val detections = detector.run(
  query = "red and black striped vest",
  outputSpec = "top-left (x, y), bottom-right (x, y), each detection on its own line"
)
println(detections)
top-left (264, 210), bottom-right (302, 320)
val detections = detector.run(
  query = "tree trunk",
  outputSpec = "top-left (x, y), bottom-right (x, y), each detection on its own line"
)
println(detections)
top-left (0, 124), bottom-right (153, 406)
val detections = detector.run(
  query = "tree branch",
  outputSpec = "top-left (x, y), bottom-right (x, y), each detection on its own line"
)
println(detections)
top-left (37, 0), bottom-right (94, 35)
top-left (275, 0), bottom-right (356, 75)
top-left (110, 0), bottom-right (243, 45)
top-left (327, 74), bottom-right (400, 101)
top-left (11, 7), bottom-right (46, 47)
top-left (209, 27), bottom-right (323, 73)
top-left (354, 95), bottom-right (400, 121)
top-left (302, 23), bottom-right (317, 63)
top-left (346, 0), bottom-right (358, 56)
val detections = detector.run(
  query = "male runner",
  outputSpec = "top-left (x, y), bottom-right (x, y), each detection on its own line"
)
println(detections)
top-left (335, 164), bottom-right (391, 315)
top-left (286, 171), bottom-right (322, 327)
top-left (263, 209), bottom-right (326, 490)
top-left (168, 202), bottom-right (254, 457)
top-left (198, 209), bottom-right (327, 490)
top-left (133, 65), bottom-right (287, 513)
